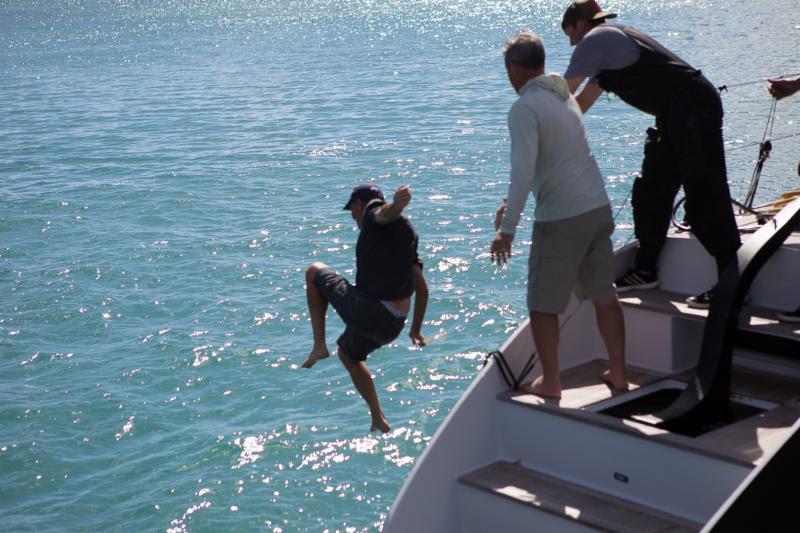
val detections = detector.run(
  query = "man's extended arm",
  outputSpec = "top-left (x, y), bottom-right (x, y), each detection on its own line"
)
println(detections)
top-left (566, 76), bottom-right (603, 113)
top-left (374, 185), bottom-right (411, 225)
top-left (409, 264), bottom-right (428, 346)
top-left (566, 76), bottom-right (584, 93)
top-left (492, 103), bottom-right (538, 264)
top-left (498, 104), bottom-right (538, 236)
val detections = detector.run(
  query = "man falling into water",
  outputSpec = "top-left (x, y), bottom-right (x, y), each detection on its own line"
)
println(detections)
top-left (561, 0), bottom-right (741, 309)
top-left (302, 183), bottom-right (428, 432)
top-left (491, 31), bottom-right (627, 399)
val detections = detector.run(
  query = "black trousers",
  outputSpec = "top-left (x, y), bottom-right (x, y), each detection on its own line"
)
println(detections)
top-left (632, 79), bottom-right (741, 275)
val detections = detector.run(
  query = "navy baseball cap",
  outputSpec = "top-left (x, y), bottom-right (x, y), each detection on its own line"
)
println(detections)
top-left (343, 183), bottom-right (384, 210)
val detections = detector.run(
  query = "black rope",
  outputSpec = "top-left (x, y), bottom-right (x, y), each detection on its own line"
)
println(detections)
top-left (671, 195), bottom-right (773, 233)
top-left (515, 352), bottom-right (539, 388)
top-left (671, 197), bottom-right (690, 231)
top-left (483, 349), bottom-right (521, 389)
top-left (484, 305), bottom-right (586, 390)
top-left (483, 348), bottom-right (539, 390)
top-left (731, 198), bottom-right (770, 218)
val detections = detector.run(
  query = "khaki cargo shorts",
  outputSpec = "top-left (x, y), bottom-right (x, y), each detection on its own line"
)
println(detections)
top-left (527, 205), bottom-right (616, 314)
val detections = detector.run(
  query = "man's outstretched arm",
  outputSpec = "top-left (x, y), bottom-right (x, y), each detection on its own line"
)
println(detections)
top-left (567, 76), bottom-right (603, 113)
top-left (491, 102), bottom-right (538, 265)
top-left (409, 264), bottom-right (428, 346)
top-left (374, 185), bottom-right (411, 225)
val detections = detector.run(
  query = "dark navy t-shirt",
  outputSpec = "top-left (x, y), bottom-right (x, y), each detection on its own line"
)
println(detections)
top-left (355, 199), bottom-right (421, 301)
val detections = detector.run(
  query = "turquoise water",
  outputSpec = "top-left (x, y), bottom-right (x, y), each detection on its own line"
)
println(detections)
top-left (1, 1), bottom-right (798, 530)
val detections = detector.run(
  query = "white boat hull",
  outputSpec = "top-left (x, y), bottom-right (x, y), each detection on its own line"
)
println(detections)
top-left (385, 220), bottom-right (800, 532)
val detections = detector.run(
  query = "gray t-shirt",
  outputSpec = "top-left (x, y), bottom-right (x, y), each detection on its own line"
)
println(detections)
top-left (564, 24), bottom-right (641, 83)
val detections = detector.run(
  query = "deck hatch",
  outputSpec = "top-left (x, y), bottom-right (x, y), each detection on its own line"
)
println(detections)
top-left (587, 379), bottom-right (777, 437)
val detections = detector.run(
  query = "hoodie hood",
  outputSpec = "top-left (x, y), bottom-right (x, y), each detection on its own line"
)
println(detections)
top-left (520, 73), bottom-right (570, 101)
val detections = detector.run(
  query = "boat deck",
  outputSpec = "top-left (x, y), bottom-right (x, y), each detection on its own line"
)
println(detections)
top-left (504, 359), bottom-right (800, 466)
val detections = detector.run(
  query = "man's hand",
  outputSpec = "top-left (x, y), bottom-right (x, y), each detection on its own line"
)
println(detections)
top-left (768, 77), bottom-right (800, 100)
top-left (409, 328), bottom-right (427, 347)
top-left (375, 185), bottom-right (411, 224)
top-left (393, 185), bottom-right (411, 211)
top-left (491, 232), bottom-right (514, 265)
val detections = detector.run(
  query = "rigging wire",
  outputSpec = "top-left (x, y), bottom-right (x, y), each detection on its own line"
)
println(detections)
top-left (716, 73), bottom-right (799, 216)
top-left (615, 186), bottom-right (636, 247)
top-left (743, 97), bottom-right (779, 209)
top-left (720, 73), bottom-right (799, 153)
top-left (725, 131), bottom-right (800, 152)
top-left (717, 72), bottom-right (800, 94)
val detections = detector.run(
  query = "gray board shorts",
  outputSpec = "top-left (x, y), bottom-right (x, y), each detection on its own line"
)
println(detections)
top-left (313, 268), bottom-right (407, 361)
top-left (528, 205), bottom-right (616, 314)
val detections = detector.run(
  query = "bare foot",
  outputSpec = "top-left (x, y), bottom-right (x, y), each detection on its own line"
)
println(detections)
top-left (301, 346), bottom-right (330, 368)
top-left (370, 414), bottom-right (391, 434)
top-left (520, 376), bottom-right (561, 399)
top-left (600, 369), bottom-right (629, 392)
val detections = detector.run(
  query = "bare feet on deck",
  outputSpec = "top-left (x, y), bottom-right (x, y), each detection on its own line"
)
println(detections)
top-left (301, 346), bottom-right (330, 368)
top-left (370, 414), bottom-right (391, 434)
top-left (520, 376), bottom-right (561, 399)
top-left (600, 369), bottom-right (629, 392)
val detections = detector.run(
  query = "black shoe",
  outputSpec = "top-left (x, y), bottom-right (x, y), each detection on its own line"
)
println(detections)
top-left (615, 269), bottom-right (659, 293)
top-left (686, 289), bottom-right (751, 310)
top-left (686, 289), bottom-right (713, 309)
top-left (777, 307), bottom-right (800, 323)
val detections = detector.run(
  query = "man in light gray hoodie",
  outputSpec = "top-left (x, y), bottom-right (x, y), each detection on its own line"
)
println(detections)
top-left (490, 31), bottom-right (627, 399)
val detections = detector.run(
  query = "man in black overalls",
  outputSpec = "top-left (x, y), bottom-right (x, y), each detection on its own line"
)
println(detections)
top-left (561, 0), bottom-right (741, 308)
